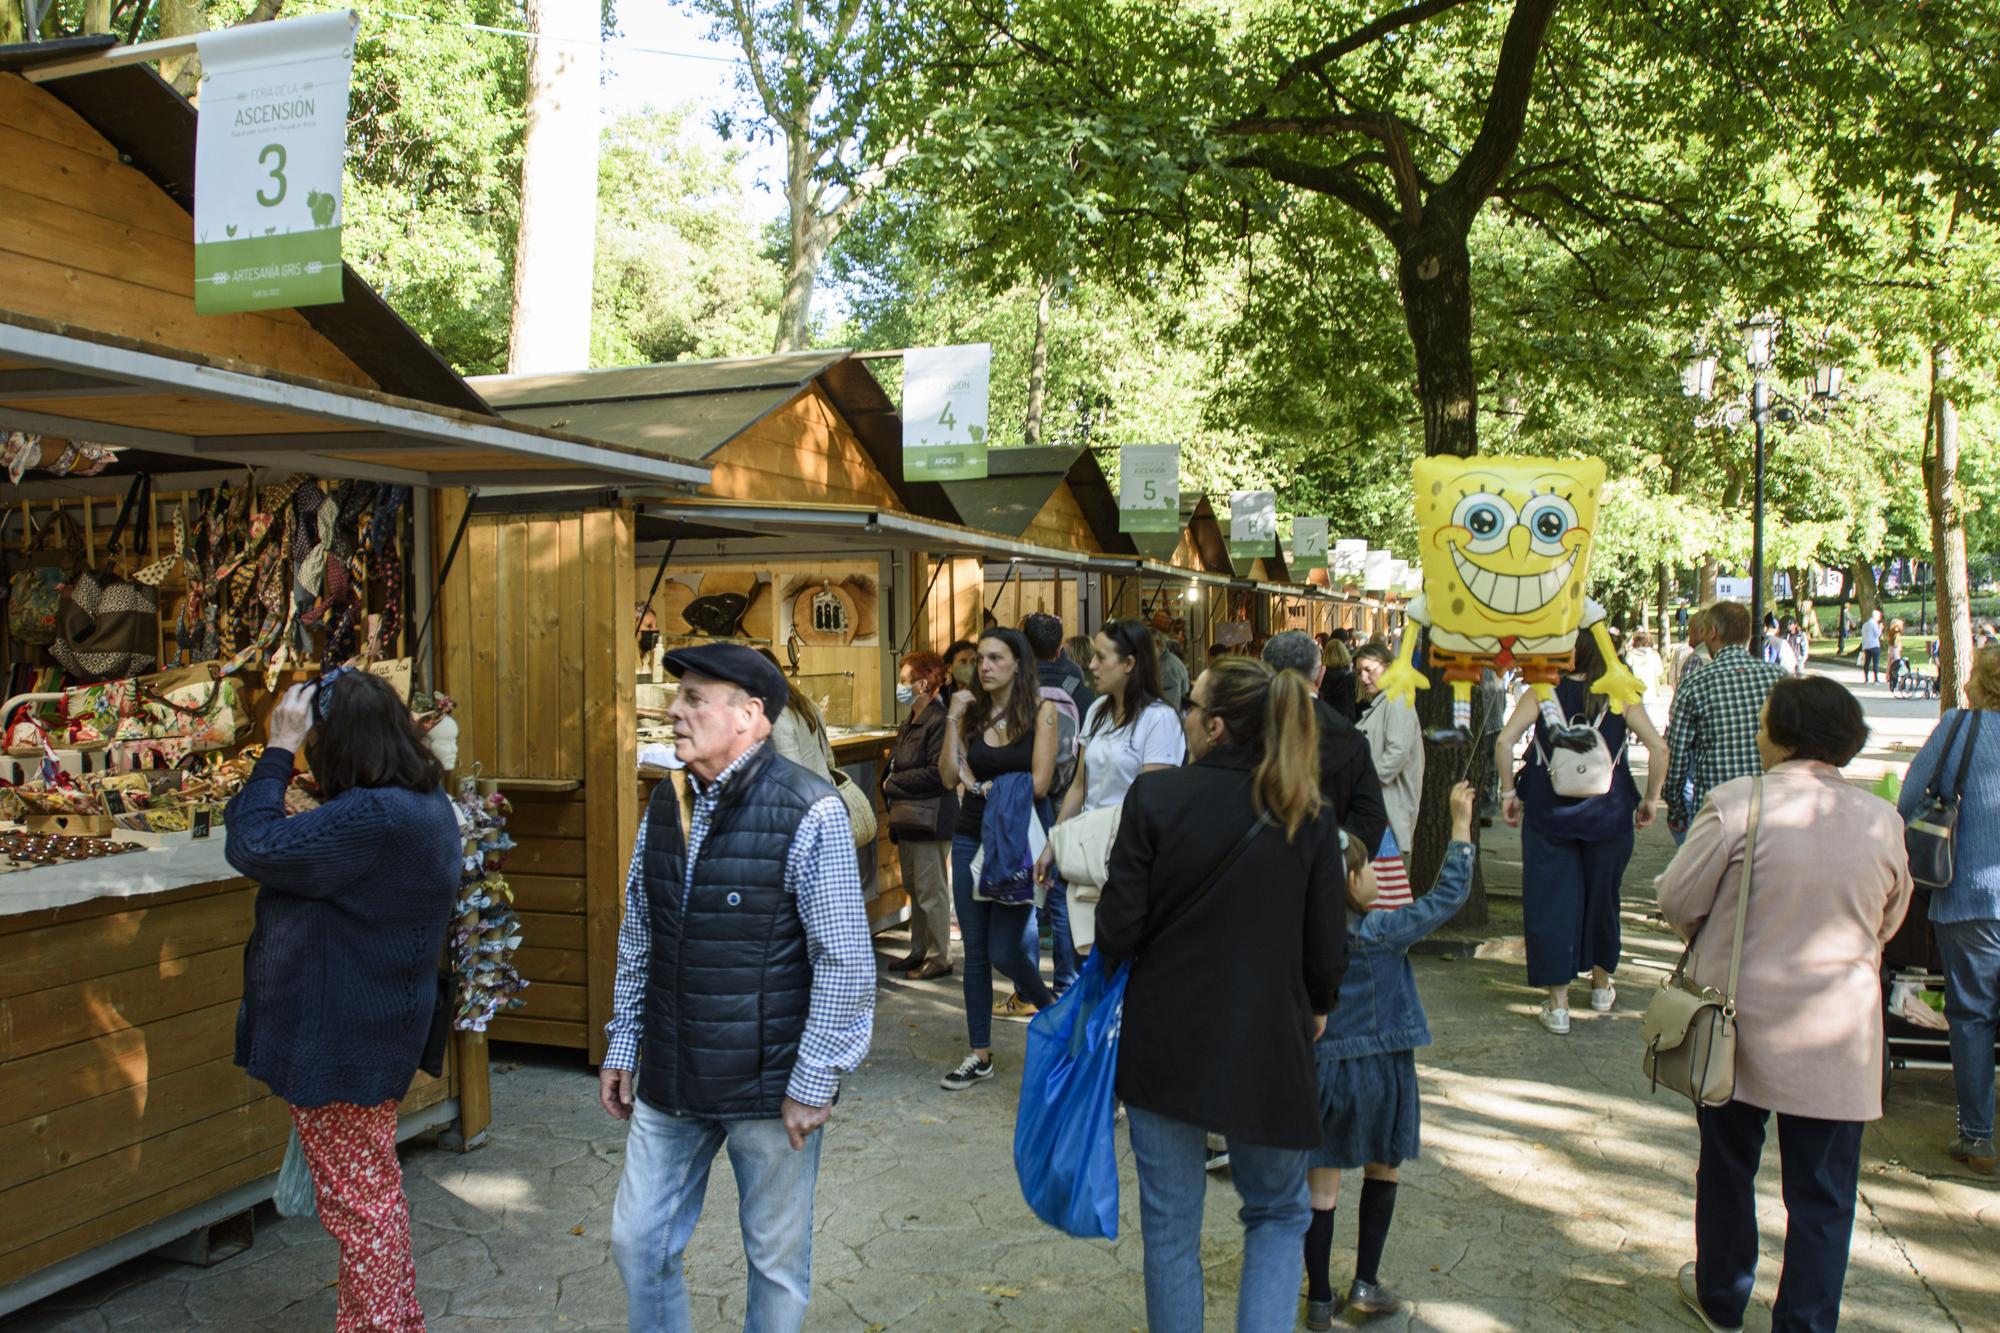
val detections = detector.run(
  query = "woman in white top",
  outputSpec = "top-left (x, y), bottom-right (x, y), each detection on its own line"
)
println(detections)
top-left (1038, 620), bottom-right (1186, 887)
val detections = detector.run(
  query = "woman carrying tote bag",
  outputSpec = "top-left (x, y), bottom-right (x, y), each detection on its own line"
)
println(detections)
top-left (1655, 676), bottom-right (1911, 1333)
top-left (1037, 621), bottom-right (1185, 945)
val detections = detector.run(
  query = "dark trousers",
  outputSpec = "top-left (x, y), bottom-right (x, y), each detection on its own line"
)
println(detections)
top-left (1519, 823), bottom-right (1632, 988)
top-left (1860, 646), bottom-right (1881, 681)
top-left (1695, 1099), bottom-right (1864, 1333)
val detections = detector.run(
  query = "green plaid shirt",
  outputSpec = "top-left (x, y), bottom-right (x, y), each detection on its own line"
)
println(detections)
top-left (1665, 644), bottom-right (1786, 826)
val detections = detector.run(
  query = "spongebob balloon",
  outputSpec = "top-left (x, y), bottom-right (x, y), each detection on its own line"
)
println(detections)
top-left (1374, 455), bottom-right (1644, 745)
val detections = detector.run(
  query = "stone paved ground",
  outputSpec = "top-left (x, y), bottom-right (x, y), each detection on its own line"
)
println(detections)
top-left (8, 658), bottom-right (1995, 1332)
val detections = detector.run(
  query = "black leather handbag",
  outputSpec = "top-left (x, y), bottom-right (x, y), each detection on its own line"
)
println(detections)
top-left (1906, 711), bottom-right (1982, 891)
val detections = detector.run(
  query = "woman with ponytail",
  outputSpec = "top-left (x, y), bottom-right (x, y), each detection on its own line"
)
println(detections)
top-left (1094, 657), bottom-right (1349, 1332)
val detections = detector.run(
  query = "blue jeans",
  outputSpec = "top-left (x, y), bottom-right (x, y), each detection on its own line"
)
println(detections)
top-left (610, 1099), bottom-right (823, 1333)
top-left (1937, 918), bottom-right (2000, 1141)
top-left (952, 833), bottom-right (1054, 1049)
top-left (1044, 876), bottom-right (1078, 994)
top-left (1126, 1105), bottom-right (1310, 1333)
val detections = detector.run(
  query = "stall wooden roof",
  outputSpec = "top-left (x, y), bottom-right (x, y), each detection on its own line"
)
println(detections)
top-left (472, 353), bottom-right (959, 521)
top-left (932, 444), bottom-right (1139, 556)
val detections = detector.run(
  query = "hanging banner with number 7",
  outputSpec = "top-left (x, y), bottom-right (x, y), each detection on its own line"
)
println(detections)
top-left (193, 10), bottom-right (356, 314)
top-left (1118, 445), bottom-right (1180, 533)
top-left (902, 343), bottom-right (991, 480)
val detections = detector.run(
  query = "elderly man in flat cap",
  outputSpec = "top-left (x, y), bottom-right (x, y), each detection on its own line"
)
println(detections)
top-left (601, 643), bottom-right (874, 1333)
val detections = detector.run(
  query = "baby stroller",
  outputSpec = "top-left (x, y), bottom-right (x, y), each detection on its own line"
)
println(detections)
top-left (1889, 657), bottom-right (1940, 699)
top-left (1879, 887), bottom-right (1999, 1103)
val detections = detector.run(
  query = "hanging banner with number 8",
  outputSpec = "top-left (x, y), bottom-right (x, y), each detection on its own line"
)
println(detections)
top-left (1118, 445), bottom-right (1180, 533)
top-left (902, 343), bottom-right (991, 480)
top-left (193, 10), bottom-right (356, 314)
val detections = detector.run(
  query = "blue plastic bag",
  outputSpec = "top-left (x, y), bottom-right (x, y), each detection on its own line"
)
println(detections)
top-left (274, 1124), bottom-right (317, 1219)
top-left (1013, 949), bottom-right (1129, 1239)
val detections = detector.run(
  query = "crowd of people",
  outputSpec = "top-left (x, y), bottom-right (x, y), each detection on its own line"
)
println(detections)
top-left (216, 598), bottom-right (2000, 1333)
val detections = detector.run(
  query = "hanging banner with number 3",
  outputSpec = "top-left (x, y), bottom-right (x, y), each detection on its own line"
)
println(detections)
top-left (903, 344), bottom-right (991, 480)
top-left (193, 11), bottom-right (356, 314)
top-left (1118, 445), bottom-right (1180, 533)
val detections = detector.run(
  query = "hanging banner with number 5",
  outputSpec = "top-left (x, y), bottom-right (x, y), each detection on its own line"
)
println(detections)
top-left (193, 10), bottom-right (356, 314)
top-left (1118, 445), bottom-right (1180, 533)
top-left (903, 343), bottom-right (991, 480)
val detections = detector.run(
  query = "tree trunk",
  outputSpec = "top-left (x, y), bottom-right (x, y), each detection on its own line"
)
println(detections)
top-left (772, 182), bottom-right (822, 352)
top-left (1854, 560), bottom-right (1880, 623)
top-left (84, 0), bottom-right (112, 35)
top-left (1023, 276), bottom-right (1054, 445)
top-left (1398, 229), bottom-right (1478, 457)
top-left (1697, 558), bottom-right (1718, 607)
top-left (1, 3), bottom-right (22, 44)
top-left (507, 0), bottom-right (601, 374)
top-left (158, 0), bottom-right (209, 96)
top-left (1656, 561), bottom-right (1672, 646)
top-left (1926, 344), bottom-right (1975, 709)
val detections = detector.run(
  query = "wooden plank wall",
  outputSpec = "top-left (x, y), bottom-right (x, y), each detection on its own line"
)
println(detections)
top-left (705, 386), bottom-right (906, 510)
top-left (987, 577), bottom-right (1082, 639)
top-left (1021, 484), bottom-right (1101, 553)
top-left (915, 556), bottom-right (984, 655)
top-left (437, 502), bottom-right (636, 1062)
top-left (0, 74), bottom-right (371, 387)
top-left (0, 881), bottom-right (455, 1284)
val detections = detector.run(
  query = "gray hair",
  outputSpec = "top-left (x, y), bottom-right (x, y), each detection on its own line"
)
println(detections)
top-left (1262, 629), bottom-right (1322, 681)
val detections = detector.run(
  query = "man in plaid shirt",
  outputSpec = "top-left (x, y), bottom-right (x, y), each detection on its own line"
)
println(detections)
top-left (1665, 602), bottom-right (1786, 834)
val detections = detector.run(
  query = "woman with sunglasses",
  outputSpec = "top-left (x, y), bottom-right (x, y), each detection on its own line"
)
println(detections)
top-left (225, 667), bottom-right (461, 1332)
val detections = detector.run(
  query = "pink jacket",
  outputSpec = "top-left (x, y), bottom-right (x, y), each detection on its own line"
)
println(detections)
top-left (1654, 761), bottom-right (1913, 1122)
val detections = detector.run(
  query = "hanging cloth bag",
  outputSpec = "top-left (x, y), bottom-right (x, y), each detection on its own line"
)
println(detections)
top-left (8, 508), bottom-right (85, 645)
top-left (1013, 816), bottom-right (1266, 1239)
top-left (1906, 710), bottom-right (1982, 890)
top-left (53, 476), bottom-right (162, 681)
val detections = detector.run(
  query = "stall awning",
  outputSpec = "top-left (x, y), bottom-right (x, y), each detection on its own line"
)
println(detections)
top-left (0, 314), bottom-right (713, 491)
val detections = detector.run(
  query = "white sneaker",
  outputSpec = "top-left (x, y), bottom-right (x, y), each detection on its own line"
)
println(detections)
top-left (1591, 985), bottom-right (1617, 1012)
top-left (1539, 1000), bottom-right (1571, 1035)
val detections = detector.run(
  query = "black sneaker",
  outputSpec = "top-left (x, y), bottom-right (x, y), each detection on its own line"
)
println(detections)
top-left (940, 1054), bottom-right (994, 1091)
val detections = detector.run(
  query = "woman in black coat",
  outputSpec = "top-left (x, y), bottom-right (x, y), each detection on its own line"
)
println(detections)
top-left (882, 650), bottom-right (957, 980)
top-left (1096, 656), bottom-right (1348, 1333)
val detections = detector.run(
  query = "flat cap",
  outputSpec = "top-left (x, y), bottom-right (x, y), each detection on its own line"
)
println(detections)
top-left (664, 643), bottom-right (789, 722)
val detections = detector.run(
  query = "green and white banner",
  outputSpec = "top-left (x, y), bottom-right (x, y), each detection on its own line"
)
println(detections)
top-left (1118, 445), bottom-right (1180, 533)
top-left (1228, 490), bottom-right (1277, 562)
top-left (903, 343), bottom-right (990, 480)
top-left (193, 10), bottom-right (356, 315)
top-left (1363, 549), bottom-right (1394, 589)
top-left (1330, 539), bottom-right (1366, 578)
top-left (1291, 516), bottom-right (1328, 566)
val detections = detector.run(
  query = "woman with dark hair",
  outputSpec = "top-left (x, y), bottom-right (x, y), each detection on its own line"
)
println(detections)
top-left (1318, 638), bottom-right (1359, 724)
top-left (883, 650), bottom-right (957, 981)
top-left (1495, 628), bottom-right (1667, 1035)
top-left (1095, 656), bottom-right (1347, 1330)
top-left (936, 628), bottom-right (1061, 1090)
top-left (1658, 676), bottom-right (1912, 1333)
top-left (224, 668), bottom-right (460, 1332)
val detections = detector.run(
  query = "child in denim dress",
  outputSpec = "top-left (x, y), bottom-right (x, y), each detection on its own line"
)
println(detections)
top-left (1302, 781), bottom-right (1476, 1328)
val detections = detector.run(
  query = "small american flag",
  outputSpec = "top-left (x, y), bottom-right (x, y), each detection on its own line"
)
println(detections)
top-left (1371, 852), bottom-right (1413, 910)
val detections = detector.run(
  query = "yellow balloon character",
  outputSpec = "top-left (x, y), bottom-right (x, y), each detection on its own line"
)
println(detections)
top-left (1375, 455), bottom-right (1644, 743)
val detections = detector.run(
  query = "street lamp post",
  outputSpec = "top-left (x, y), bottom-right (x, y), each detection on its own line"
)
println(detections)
top-left (1741, 313), bottom-right (1779, 633)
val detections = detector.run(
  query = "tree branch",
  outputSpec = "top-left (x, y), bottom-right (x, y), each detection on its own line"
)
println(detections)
top-left (1274, 0), bottom-right (1474, 96)
top-left (726, 0), bottom-right (784, 124)
top-left (1227, 149), bottom-right (1399, 237)
top-left (1440, 0), bottom-right (1559, 215)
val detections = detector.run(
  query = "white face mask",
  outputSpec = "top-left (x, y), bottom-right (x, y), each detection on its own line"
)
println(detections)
top-left (895, 684), bottom-right (917, 706)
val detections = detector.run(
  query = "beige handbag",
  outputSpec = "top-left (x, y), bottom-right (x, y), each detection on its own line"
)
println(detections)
top-left (1049, 803), bottom-right (1122, 894)
top-left (1642, 779), bottom-right (1761, 1109)
top-left (830, 768), bottom-right (878, 847)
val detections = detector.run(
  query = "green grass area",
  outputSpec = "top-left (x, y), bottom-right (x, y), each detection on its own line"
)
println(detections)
top-left (1809, 596), bottom-right (2000, 645)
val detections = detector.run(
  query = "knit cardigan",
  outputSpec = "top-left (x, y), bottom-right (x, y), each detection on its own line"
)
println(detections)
top-left (1898, 708), bottom-right (2000, 925)
top-left (224, 748), bottom-right (461, 1107)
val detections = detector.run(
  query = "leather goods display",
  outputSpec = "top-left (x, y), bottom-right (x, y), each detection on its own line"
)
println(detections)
top-left (1906, 710), bottom-right (1981, 890)
top-left (8, 508), bottom-right (84, 646)
top-left (53, 476), bottom-right (162, 682)
top-left (1049, 802), bottom-right (1122, 891)
top-left (683, 592), bottom-right (749, 638)
top-left (1642, 778), bottom-right (1761, 1109)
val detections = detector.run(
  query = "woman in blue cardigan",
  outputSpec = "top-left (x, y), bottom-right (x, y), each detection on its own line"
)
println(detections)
top-left (1898, 645), bottom-right (2000, 1176)
top-left (225, 667), bottom-right (460, 1332)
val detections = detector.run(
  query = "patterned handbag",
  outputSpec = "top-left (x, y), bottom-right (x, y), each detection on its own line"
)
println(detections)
top-left (53, 476), bottom-right (162, 681)
top-left (8, 509), bottom-right (84, 645)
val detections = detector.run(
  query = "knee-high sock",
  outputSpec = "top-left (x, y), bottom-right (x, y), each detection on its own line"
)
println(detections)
top-left (1354, 1179), bottom-right (1398, 1285)
top-left (1303, 1206), bottom-right (1336, 1302)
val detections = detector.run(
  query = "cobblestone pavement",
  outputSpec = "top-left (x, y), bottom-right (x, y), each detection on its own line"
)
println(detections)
top-left (8, 659), bottom-right (1994, 1332)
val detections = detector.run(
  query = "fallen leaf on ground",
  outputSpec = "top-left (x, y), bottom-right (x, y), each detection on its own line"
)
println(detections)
top-left (570, 1225), bottom-right (586, 1236)
top-left (978, 1284), bottom-right (1022, 1299)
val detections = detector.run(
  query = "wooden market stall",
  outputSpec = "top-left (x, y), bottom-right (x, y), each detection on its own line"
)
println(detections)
top-left (0, 40), bottom-right (707, 1315)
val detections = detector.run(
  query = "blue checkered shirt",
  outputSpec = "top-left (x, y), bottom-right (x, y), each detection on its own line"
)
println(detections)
top-left (603, 742), bottom-right (874, 1107)
top-left (1664, 645), bottom-right (1786, 827)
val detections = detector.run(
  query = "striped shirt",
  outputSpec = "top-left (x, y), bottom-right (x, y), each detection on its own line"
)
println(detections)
top-left (1664, 645), bottom-right (1785, 827)
top-left (603, 742), bottom-right (875, 1108)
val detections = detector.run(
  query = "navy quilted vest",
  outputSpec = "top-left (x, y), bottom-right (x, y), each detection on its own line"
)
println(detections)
top-left (637, 744), bottom-right (831, 1119)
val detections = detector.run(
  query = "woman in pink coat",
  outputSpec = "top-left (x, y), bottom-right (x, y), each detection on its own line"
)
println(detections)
top-left (1656, 676), bottom-right (1912, 1333)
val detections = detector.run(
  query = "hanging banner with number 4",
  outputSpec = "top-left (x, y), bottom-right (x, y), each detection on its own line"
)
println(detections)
top-left (1118, 445), bottom-right (1180, 533)
top-left (903, 343), bottom-right (991, 480)
top-left (193, 10), bottom-right (356, 314)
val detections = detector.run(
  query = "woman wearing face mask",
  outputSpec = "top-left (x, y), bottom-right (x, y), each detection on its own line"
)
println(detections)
top-left (944, 640), bottom-right (978, 691)
top-left (883, 651), bottom-right (957, 981)
top-left (937, 629), bottom-right (1062, 1091)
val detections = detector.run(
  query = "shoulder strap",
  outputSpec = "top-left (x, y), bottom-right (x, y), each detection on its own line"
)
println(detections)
top-left (1722, 777), bottom-right (1762, 1006)
top-left (1141, 812), bottom-right (1268, 951)
top-left (1946, 711), bottom-right (1982, 805)
top-left (1926, 711), bottom-right (1974, 802)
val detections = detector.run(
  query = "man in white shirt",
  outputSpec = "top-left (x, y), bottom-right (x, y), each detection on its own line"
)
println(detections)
top-left (1860, 609), bottom-right (1884, 683)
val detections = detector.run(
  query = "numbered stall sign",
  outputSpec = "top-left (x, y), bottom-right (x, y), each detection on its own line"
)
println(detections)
top-left (193, 10), bottom-right (357, 314)
top-left (903, 344), bottom-right (991, 480)
top-left (1119, 445), bottom-right (1181, 533)
top-left (1228, 491), bottom-right (1278, 563)
top-left (1331, 539), bottom-right (1367, 579)
top-left (1292, 517), bottom-right (1328, 566)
